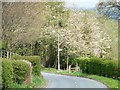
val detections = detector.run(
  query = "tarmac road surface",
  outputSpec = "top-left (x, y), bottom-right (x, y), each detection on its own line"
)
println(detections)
top-left (42, 72), bottom-right (108, 89)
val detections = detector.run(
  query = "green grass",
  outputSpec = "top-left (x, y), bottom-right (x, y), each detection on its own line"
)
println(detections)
top-left (8, 75), bottom-right (46, 89)
top-left (43, 68), bottom-right (119, 89)
top-left (8, 83), bottom-right (30, 89)
top-left (87, 75), bottom-right (118, 89)
top-left (32, 75), bottom-right (46, 88)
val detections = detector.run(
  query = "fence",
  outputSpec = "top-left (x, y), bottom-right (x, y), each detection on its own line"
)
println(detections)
top-left (0, 50), bottom-right (18, 60)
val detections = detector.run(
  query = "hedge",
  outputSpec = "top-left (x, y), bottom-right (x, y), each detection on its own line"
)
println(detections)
top-left (1, 58), bottom-right (32, 89)
top-left (77, 57), bottom-right (119, 79)
top-left (87, 58), bottom-right (103, 75)
top-left (13, 55), bottom-right (41, 76)
top-left (2, 59), bottom-right (13, 89)
top-left (12, 60), bottom-right (31, 84)
top-left (76, 57), bottom-right (90, 73)
top-left (102, 60), bottom-right (118, 78)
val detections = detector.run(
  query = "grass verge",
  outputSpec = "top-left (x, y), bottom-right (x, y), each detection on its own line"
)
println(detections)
top-left (43, 68), bottom-right (119, 89)
top-left (8, 75), bottom-right (46, 89)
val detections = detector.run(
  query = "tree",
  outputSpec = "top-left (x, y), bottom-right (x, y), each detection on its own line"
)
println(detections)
top-left (2, 2), bottom-right (49, 52)
top-left (2, 2), bottom-right (115, 69)
top-left (97, 0), bottom-right (120, 19)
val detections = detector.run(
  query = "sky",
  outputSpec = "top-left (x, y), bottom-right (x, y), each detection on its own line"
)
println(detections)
top-left (64, 0), bottom-right (99, 10)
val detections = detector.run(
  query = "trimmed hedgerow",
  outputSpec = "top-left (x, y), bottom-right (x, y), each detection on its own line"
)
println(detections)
top-left (21, 56), bottom-right (41, 76)
top-left (87, 58), bottom-right (103, 75)
top-left (103, 60), bottom-right (118, 78)
top-left (2, 59), bottom-right (13, 89)
top-left (77, 57), bottom-right (119, 79)
top-left (100, 61), bottom-right (107, 77)
top-left (12, 60), bottom-right (30, 84)
top-left (77, 57), bottom-right (90, 73)
top-left (13, 55), bottom-right (41, 76)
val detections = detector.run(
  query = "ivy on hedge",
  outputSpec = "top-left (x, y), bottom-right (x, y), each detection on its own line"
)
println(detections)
top-left (21, 56), bottom-right (41, 76)
top-left (2, 59), bottom-right (13, 89)
top-left (77, 57), bottom-right (119, 79)
top-left (1, 58), bottom-right (32, 89)
top-left (12, 60), bottom-right (30, 84)
top-left (13, 55), bottom-right (41, 76)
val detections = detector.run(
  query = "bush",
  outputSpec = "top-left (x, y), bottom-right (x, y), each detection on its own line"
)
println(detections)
top-left (12, 54), bottom-right (21, 60)
top-left (87, 58), bottom-right (102, 75)
top-left (77, 57), bottom-right (89, 73)
top-left (13, 55), bottom-right (41, 76)
top-left (22, 56), bottom-right (41, 76)
top-left (100, 61), bottom-right (107, 76)
top-left (2, 59), bottom-right (13, 89)
top-left (103, 60), bottom-right (118, 78)
top-left (77, 57), bottom-right (119, 79)
top-left (12, 60), bottom-right (30, 84)
top-left (9, 82), bottom-right (30, 88)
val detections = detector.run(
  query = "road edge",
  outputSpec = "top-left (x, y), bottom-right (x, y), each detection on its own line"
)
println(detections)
top-left (42, 71), bottom-right (109, 89)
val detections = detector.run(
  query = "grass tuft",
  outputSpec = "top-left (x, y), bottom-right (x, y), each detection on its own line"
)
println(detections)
top-left (8, 75), bottom-right (46, 88)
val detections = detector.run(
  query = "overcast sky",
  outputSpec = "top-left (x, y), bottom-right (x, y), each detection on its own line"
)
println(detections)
top-left (64, 0), bottom-right (99, 10)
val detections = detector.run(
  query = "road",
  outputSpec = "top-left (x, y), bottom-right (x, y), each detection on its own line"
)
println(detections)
top-left (42, 72), bottom-right (108, 88)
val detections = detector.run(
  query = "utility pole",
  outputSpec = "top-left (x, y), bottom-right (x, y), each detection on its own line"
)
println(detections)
top-left (58, 34), bottom-right (60, 70)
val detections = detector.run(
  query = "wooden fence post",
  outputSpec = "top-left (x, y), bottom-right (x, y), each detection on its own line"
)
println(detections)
top-left (7, 51), bottom-right (9, 59)
top-left (0, 51), bottom-right (2, 58)
top-left (10, 52), bottom-right (12, 59)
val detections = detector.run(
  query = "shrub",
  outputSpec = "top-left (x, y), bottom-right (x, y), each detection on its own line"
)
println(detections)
top-left (13, 56), bottom-right (41, 76)
top-left (12, 60), bottom-right (30, 84)
top-left (22, 56), bottom-right (41, 76)
top-left (9, 82), bottom-right (30, 88)
top-left (87, 58), bottom-right (102, 75)
top-left (100, 61), bottom-right (107, 76)
top-left (77, 57), bottom-right (89, 73)
top-left (103, 60), bottom-right (118, 78)
top-left (2, 59), bottom-right (13, 89)
top-left (77, 57), bottom-right (118, 79)
top-left (12, 54), bottom-right (21, 60)
top-left (0, 59), bottom-right (2, 85)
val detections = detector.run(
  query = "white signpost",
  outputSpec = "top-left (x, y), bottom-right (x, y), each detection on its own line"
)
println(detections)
top-left (57, 34), bottom-right (62, 70)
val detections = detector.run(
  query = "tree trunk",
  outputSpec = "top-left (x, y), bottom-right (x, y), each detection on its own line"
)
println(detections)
top-left (66, 55), bottom-right (69, 71)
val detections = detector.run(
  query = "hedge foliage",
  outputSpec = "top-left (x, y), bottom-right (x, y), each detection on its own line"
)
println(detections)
top-left (12, 60), bottom-right (30, 84)
top-left (2, 59), bottom-right (13, 89)
top-left (77, 57), bottom-right (119, 79)
top-left (1, 58), bottom-right (32, 89)
top-left (13, 55), bottom-right (41, 76)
